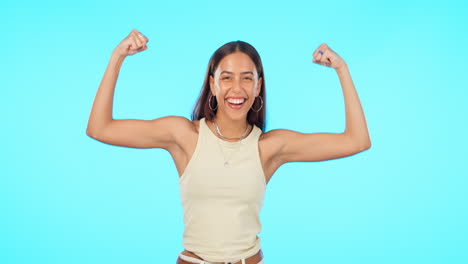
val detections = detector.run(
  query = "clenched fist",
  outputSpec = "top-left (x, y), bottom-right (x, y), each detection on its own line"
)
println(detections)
top-left (312, 43), bottom-right (346, 70)
top-left (113, 29), bottom-right (149, 57)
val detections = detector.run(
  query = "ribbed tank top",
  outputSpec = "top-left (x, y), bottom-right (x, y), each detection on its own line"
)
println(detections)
top-left (178, 117), bottom-right (266, 263)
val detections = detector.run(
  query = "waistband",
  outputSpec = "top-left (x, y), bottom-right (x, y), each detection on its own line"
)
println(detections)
top-left (178, 249), bottom-right (261, 264)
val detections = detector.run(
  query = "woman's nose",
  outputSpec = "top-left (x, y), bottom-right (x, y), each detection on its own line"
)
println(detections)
top-left (232, 78), bottom-right (243, 90)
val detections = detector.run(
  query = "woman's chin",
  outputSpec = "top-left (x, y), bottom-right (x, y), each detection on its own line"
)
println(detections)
top-left (217, 109), bottom-right (248, 120)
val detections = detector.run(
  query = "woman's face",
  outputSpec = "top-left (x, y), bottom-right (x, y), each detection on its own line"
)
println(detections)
top-left (209, 52), bottom-right (262, 119)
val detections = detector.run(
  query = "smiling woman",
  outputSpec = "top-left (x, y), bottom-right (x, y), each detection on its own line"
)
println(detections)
top-left (192, 41), bottom-right (266, 133)
top-left (218, 70), bottom-right (255, 109)
top-left (86, 29), bottom-right (371, 264)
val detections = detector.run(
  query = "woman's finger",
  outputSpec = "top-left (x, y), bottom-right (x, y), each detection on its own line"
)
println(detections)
top-left (313, 43), bottom-right (323, 57)
top-left (136, 34), bottom-right (143, 45)
top-left (130, 29), bottom-right (146, 47)
top-left (134, 30), bottom-right (149, 46)
top-left (133, 34), bottom-right (144, 48)
top-left (128, 37), bottom-right (139, 54)
top-left (312, 44), bottom-right (323, 63)
top-left (321, 50), bottom-right (331, 66)
top-left (312, 46), bottom-right (320, 57)
top-left (312, 43), bottom-right (330, 64)
top-left (137, 32), bottom-right (149, 43)
top-left (312, 52), bottom-right (318, 63)
top-left (135, 45), bottom-right (147, 53)
top-left (316, 50), bottom-right (323, 62)
top-left (317, 43), bottom-right (327, 54)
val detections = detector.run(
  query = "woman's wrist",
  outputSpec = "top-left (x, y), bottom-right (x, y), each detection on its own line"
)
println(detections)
top-left (109, 50), bottom-right (127, 65)
top-left (111, 48), bottom-right (127, 60)
top-left (335, 63), bottom-right (349, 74)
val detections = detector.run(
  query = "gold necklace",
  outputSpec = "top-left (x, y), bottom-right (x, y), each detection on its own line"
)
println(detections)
top-left (212, 118), bottom-right (251, 166)
top-left (213, 118), bottom-right (250, 141)
top-left (217, 140), bottom-right (242, 167)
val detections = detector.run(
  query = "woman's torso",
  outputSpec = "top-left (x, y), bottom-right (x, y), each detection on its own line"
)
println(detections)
top-left (168, 118), bottom-right (282, 185)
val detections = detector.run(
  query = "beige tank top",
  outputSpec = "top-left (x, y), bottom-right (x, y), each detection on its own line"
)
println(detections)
top-left (178, 117), bottom-right (266, 263)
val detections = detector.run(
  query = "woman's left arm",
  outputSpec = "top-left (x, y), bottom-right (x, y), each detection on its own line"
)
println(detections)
top-left (273, 43), bottom-right (371, 164)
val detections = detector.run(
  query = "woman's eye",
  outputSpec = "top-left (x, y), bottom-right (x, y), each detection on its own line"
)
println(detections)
top-left (244, 77), bottom-right (253, 80)
top-left (222, 77), bottom-right (231, 80)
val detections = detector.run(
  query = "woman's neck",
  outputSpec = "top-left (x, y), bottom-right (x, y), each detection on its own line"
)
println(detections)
top-left (212, 113), bottom-right (251, 141)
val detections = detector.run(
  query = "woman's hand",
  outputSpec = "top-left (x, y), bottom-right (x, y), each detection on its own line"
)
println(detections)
top-left (112, 29), bottom-right (149, 57)
top-left (312, 43), bottom-right (346, 70)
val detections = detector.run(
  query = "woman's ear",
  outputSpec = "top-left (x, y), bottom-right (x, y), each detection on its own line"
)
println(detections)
top-left (209, 75), bottom-right (215, 95)
top-left (256, 77), bottom-right (263, 97)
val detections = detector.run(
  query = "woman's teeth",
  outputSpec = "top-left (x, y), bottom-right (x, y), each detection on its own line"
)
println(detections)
top-left (227, 98), bottom-right (245, 105)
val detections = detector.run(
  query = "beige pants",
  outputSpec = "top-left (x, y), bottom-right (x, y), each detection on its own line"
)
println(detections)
top-left (177, 253), bottom-right (265, 264)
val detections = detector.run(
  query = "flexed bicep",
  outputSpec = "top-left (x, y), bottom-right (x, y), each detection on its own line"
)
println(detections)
top-left (271, 129), bottom-right (368, 164)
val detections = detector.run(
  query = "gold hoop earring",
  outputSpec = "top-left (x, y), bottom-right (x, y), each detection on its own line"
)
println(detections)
top-left (251, 96), bottom-right (263, 112)
top-left (208, 94), bottom-right (218, 111)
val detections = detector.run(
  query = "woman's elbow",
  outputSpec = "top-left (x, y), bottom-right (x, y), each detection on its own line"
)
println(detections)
top-left (347, 133), bottom-right (371, 152)
top-left (354, 138), bottom-right (371, 153)
top-left (360, 140), bottom-right (371, 151)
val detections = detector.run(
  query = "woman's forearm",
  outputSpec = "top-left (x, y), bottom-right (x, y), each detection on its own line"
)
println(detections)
top-left (86, 51), bottom-right (126, 137)
top-left (336, 64), bottom-right (371, 149)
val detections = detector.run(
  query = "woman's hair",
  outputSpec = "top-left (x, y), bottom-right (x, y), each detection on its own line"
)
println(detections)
top-left (191, 40), bottom-right (266, 132)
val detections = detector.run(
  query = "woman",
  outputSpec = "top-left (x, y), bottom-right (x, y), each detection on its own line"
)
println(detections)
top-left (86, 29), bottom-right (371, 264)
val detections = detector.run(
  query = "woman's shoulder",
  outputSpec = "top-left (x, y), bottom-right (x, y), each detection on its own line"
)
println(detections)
top-left (160, 116), bottom-right (199, 152)
top-left (258, 128), bottom-right (286, 161)
top-left (175, 116), bottom-right (199, 131)
top-left (191, 119), bottom-right (201, 133)
top-left (259, 128), bottom-right (285, 143)
top-left (160, 115), bottom-right (199, 138)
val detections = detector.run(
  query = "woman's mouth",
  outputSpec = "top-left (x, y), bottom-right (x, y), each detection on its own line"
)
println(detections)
top-left (225, 97), bottom-right (246, 110)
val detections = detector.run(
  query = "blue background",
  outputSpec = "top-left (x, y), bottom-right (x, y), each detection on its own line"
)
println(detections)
top-left (2, 0), bottom-right (467, 263)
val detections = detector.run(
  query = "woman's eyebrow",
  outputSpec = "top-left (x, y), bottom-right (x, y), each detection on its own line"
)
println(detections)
top-left (220, 71), bottom-right (254, 75)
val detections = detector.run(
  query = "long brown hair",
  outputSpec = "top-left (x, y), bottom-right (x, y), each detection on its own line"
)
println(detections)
top-left (191, 41), bottom-right (266, 132)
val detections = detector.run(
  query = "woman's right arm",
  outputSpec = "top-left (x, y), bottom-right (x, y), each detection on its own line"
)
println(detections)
top-left (86, 29), bottom-right (190, 150)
